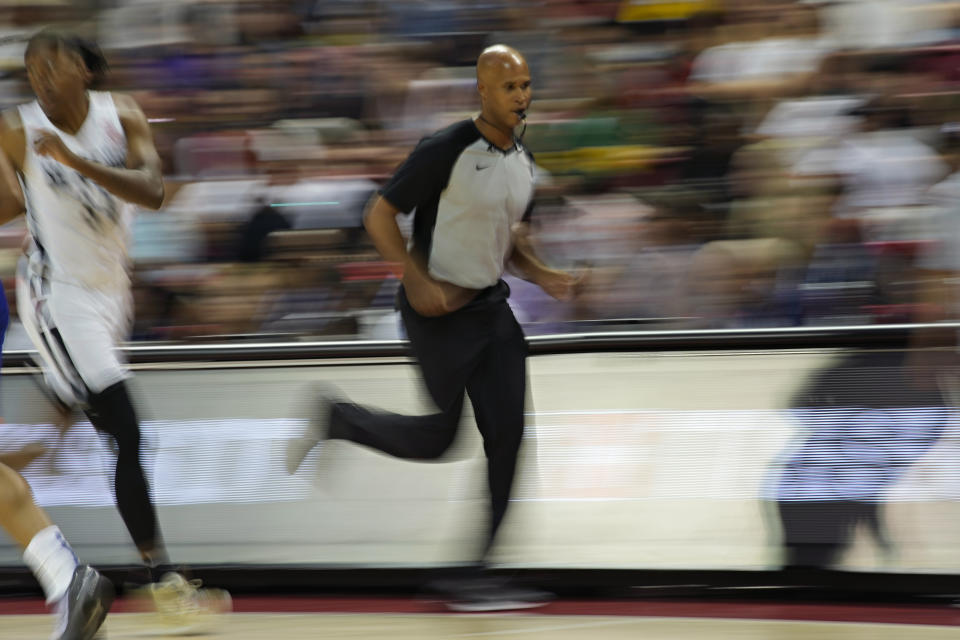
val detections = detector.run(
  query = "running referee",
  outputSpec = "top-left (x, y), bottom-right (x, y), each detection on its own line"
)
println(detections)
top-left (289, 45), bottom-right (577, 608)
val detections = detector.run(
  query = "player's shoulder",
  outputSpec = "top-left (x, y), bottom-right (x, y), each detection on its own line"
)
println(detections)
top-left (106, 91), bottom-right (142, 114)
top-left (0, 108), bottom-right (25, 152)
top-left (0, 108), bottom-right (26, 167)
top-left (106, 92), bottom-right (151, 135)
top-left (0, 107), bottom-right (23, 134)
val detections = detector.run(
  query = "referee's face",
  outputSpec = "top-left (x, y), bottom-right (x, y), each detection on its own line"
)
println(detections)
top-left (481, 61), bottom-right (531, 131)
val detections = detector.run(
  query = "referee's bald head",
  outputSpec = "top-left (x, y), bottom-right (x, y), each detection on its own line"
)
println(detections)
top-left (476, 45), bottom-right (527, 84)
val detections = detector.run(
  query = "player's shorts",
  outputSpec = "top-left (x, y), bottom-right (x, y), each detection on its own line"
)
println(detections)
top-left (17, 255), bottom-right (132, 408)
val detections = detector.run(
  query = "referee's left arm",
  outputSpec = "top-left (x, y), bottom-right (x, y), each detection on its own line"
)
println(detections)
top-left (508, 222), bottom-right (579, 301)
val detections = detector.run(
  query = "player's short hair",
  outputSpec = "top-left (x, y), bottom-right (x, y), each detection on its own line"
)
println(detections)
top-left (25, 30), bottom-right (109, 87)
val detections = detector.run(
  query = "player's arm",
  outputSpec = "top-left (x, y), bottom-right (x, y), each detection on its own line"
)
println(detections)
top-left (0, 110), bottom-right (26, 225)
top-left (508, 221), bottom-right (579, 301)
top-left (33, 93), bottom-right (164, 209)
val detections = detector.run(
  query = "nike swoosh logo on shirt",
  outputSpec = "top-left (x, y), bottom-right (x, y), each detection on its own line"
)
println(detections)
top-left (476, 164), bottom-right (493, 171)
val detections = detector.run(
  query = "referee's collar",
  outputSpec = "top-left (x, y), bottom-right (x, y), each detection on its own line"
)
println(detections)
top-left (472, 120), bottom-right (523, 155)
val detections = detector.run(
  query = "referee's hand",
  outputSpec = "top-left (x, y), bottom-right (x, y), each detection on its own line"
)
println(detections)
top-left (404, 274), bottom-right (449, 316)
top-left (403, 267), bottom-right (478, 317)
top-left (536, 268), bottom-right (582, 302)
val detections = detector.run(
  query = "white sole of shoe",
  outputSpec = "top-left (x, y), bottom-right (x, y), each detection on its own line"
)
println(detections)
top-left (445, 600), bottom-right (549, 613)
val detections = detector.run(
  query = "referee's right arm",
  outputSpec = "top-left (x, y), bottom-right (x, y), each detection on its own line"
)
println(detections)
top-left (364, 194), bottom-right (450, 317)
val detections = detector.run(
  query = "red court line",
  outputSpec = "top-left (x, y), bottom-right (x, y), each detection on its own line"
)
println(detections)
top-left (1, 597), bottom-right (958, 626)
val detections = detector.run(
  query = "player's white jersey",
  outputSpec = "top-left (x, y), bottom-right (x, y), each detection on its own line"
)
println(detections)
top-left (18, 90), bottom-right (133, 291)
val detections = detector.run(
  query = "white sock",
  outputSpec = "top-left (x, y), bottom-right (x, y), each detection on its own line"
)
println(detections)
top-left (23, 526), bottom-right (79, 604)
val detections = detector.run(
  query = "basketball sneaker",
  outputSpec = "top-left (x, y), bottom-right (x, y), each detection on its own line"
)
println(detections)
top-left (285, 384), bottom-right (340, 474)
top-left (131, 572), bottom-right (231, 636)
top-left (52, 564), bottom-right (114, 640)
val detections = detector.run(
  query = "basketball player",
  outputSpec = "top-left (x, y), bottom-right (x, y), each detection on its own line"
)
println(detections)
top-left (0, 280), bottom-right (114, 640)
top-left (0, 30), bottom-right (227, 631)
top-left (0, 457), bottom-right (114, 640)
top-left (288, 45), bottom-right (577, 610)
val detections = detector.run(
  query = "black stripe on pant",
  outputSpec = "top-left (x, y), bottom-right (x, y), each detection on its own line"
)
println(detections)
top-left (30, 269), bottom-right (88, 404)
top-left (329, 281), bottom-right (527, 561)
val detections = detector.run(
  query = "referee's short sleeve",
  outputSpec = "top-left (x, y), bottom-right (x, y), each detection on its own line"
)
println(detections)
top-left (379, 140), bottom-right (443, 214)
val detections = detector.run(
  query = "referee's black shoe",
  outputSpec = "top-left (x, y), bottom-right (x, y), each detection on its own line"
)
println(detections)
top-left (435, 576), bottom-right (553, 612)
top-left (286, 383), bottom-right (341, 474)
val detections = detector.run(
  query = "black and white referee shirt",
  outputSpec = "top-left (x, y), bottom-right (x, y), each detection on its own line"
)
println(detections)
top-left (380, 119), bottom-right (535, 290)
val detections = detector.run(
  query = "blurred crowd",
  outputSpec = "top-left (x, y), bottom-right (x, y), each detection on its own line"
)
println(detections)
top-left (3, 0), bottom-right (960, 341)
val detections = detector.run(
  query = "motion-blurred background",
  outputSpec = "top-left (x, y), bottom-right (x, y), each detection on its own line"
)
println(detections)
top-left (2, 0), bottom-right (960, 595)
top-left (5, 0), bottom-right (960, 343)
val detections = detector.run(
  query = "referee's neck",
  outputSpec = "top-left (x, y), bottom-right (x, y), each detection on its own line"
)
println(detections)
top-left (474, 115), bottom-right (514, 151)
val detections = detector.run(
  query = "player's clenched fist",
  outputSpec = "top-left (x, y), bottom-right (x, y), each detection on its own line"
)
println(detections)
top-left (33, 129), bottom-right (76, 166)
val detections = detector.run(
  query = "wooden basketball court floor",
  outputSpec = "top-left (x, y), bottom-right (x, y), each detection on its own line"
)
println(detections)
top-left (1, 596), bottom-right (959, 639)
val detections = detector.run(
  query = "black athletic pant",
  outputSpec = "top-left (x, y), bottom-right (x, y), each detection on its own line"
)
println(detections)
top-left (329, 281), bottom-right (527, 560)
top-left (85, 381), bottom-right (161, 556)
